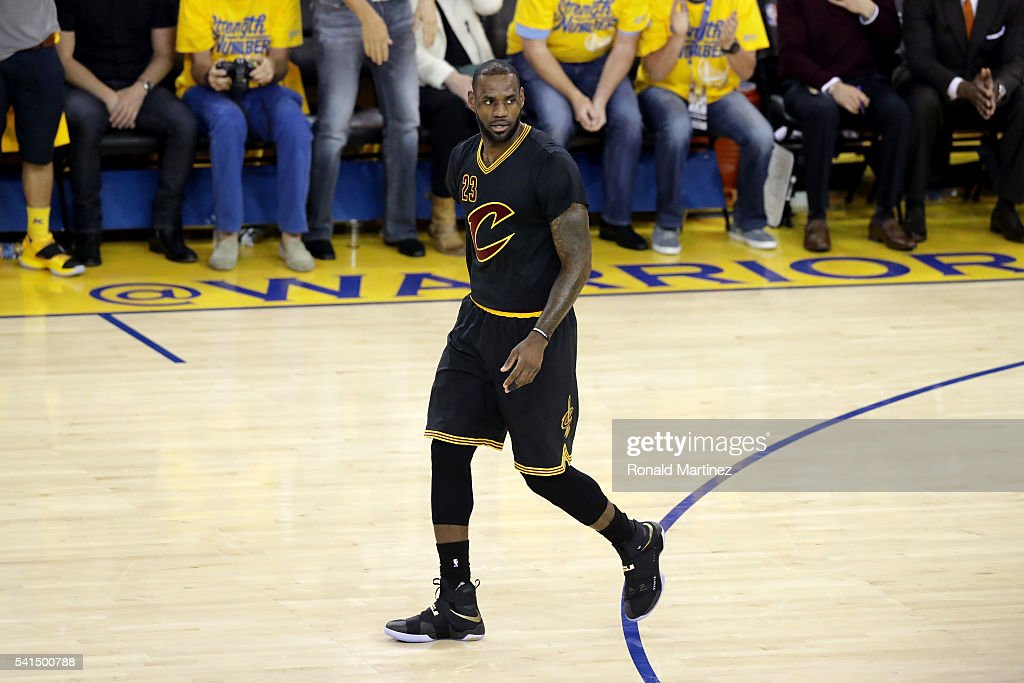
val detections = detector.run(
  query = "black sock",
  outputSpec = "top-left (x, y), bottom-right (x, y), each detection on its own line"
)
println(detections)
top-left (437, 540), bottom-right (470, 588)
top-left (598, 506), bottom-right (636, 547)
top-left (998, 198), bottom-right (1015, 211)
top-left (873, 206), bottom-right (893, 220)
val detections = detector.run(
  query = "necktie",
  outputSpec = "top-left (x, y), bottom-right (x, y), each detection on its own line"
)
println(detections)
top-left (963, 0), bottom-right (974, 40)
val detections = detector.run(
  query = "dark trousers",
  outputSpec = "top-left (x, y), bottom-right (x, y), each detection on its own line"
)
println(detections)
top-left (64, 83), bottom-right (197, 233)
top-left (784, 75), bottom-right (911, 217)
top-left (906, 83), bottom-right (1024, 206)
top-left (419, 85), bottom-right (477, 198)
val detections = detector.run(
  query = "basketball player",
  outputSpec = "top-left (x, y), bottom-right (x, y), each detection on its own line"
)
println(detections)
top-left (384, 59), bottom-right (665, 643)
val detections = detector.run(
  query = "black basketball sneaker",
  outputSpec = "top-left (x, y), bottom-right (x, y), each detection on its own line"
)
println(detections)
top-left (617, 521), bottom-right (666, 621)
top-left (385, 579), bottom-right (485, 642)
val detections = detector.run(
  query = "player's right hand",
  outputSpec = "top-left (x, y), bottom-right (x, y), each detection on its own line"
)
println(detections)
top-left (501, 334), bottom-right (548, 393)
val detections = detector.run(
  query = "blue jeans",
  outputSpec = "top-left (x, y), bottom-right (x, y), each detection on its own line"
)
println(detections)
top-left (639, 87), bottom-right (774, 231)
top-left (183, 84), bottom-right (311, 234)
top-left (308, 0), bottom-right (419, 242)
top-left (509, 53), bottom-right (642, 227)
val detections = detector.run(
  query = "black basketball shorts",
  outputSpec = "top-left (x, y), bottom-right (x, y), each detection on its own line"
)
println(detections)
top-left (425, 296), bottom-right (578, 476)
top-left (0, 46), bottom-right (65, 165)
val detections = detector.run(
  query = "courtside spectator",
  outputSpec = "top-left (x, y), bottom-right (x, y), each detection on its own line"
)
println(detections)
top-left (57, 0), bottom-right (198, 267)
top-left (903, 0), bottom-right (1024, 242)
top-left (506, 0), bottom-right (651, 250)
top-left (0, 0), bottom-right (83, 277)
top-left (306, 0), bottom-right (439, 259)
top-left (637, 0), bottom-right (776, 254)
top-left (176, 0), bottom-right (315, 272)
top-left (778, 0), bottom-right (915, 252)
top-left (416, 0), bottom-right (500, 255)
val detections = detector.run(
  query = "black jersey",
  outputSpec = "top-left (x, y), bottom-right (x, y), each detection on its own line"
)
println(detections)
top-left (445, 124), bottom-right (589, 315)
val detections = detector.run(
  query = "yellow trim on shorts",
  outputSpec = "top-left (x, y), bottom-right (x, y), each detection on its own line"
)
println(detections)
top-left (425, 430), bottom-right (504, 451)
top-left (515, 444), bottom-right (573, 477)
top-left (470, 296), bottom-right (542, 319)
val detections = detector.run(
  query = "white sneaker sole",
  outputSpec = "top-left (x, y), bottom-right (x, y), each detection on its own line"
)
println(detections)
top-left (729, 231), bottom-right (777, 250)
top-left (384, 626), bottom-right (485, 643)
top-left (652, 243), bottom-right (681, 255)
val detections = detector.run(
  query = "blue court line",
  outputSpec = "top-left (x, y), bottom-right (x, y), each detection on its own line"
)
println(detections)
top-left (99, 313), bottom-right (185, 364)
top-left (622, 357), bottom-right (1024, 683)
top-left (0, 274), bottom-right (1022, 321)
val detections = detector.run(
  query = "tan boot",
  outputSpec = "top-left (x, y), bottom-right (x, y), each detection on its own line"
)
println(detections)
top-left (429, 194), bottom-right (464, 255)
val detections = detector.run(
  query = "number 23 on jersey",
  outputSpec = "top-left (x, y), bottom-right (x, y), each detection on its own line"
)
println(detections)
top-left (461, 174), bottom-right (478, 203)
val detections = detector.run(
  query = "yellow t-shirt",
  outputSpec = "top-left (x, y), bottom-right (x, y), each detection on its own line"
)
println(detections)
top-left (507, 0), bottom-right (651, 64)
top-left (175, 0), bottom-right (306, 110)
top-left (636, 0), bottom-right (767, 103)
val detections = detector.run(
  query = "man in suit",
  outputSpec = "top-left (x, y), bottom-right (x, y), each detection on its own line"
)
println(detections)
top-left (778, 0), bottom-right (915, 252)
top-left (904, 0), bottom-right (1024, 242)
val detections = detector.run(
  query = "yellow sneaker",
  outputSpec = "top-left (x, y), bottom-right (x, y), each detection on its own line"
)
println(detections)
top-left (18, 236), bottom-right (86, 277)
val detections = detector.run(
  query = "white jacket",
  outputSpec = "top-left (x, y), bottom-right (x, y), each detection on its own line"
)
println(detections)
top-left (414, 0), bottom-right (500, 90)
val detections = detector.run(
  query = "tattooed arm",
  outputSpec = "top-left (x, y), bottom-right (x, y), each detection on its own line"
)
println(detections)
top-left (501, 202), bottom-right (591, 393)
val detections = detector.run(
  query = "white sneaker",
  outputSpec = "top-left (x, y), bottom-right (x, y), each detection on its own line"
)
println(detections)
top-left (729, 228), bottom-right (777, 250)
top-left (279, 238), bottom-right (315, 272)
top-left (209, 234), bottom-right (239, 270)
top-left (651, 226), bottom-right (681, 255)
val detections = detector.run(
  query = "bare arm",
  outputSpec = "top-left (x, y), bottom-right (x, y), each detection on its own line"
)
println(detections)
top-left (725, 49), bottom-right (756, 81)
top-left (501, 202), bottom-right (591, 392)
top-left (251, 46), bottom-right (292, 85)
top-left (536, 202), bottom-right (591, 335)
top-left (643, 35), bottom-right (686, 84)
top-left (592, 32), bottom-right (640, 112)
top-left (56, 31), bottom-right (117, 106)
top-left (522, 38), bottom-right (587, 107)
top-left (344, 0), bottom-right (393, 65)
top-left (140, 27), bottom-right (176, 85)
top-left (190, 50), bottom-right (231, 91)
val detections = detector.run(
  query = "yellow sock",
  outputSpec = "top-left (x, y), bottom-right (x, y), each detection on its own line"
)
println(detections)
top-left (27, 206), bottom-right (52, 243)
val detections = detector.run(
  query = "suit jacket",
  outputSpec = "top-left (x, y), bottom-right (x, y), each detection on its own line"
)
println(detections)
top-left (905, 0), bottom-right (1024, 98)
top-left (778, 0), bottom-right (902, 90)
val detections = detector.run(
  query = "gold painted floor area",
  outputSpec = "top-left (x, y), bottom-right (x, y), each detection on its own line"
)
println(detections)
top-left (1, 202), bottom-right (1022, 318)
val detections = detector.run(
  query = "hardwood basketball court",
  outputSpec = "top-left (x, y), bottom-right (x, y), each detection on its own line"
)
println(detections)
top-left (1, 205), bottom-right (1022, 681)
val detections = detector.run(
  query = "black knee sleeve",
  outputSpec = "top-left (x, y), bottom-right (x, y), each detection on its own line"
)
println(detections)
top-left (521, 466), bottom-right (608, 527)
top-left (431, 440), bottom-right (475, 526)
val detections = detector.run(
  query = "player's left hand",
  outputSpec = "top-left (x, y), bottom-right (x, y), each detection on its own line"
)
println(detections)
top-left (501, 333), bottom-right (548, 393)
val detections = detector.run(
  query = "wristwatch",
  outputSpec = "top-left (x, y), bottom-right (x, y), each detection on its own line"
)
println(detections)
top-left (997, 81), bottom-right (1007, 103)
top-left (140, 80), bottom-right (153, 94)
top-left (722, 41), bottom-right (741, 55)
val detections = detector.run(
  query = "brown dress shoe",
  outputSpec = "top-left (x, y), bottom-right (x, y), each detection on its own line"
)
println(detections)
top-left (804, 218), bottom-right (831, 252)
top-left (868, 216), bottom-right (916, 250)
top-left (428, 194), bottom-right (464, 255)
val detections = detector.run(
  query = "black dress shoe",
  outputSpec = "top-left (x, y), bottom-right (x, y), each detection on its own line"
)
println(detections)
top-left (149, 229), bottom-right (198, 263)
top-left (991, 202), bottom-right (1024, 242)
top-left (304, 239), bottom-right (336, 260)
top-left (903, 204), bottom-right (927, 242)
top-left (73, 232), bottom-right (102, 267)
top-left (598, 221), bottom-right (648, 250)
top-left (385, 237), bottom-right (426, 257)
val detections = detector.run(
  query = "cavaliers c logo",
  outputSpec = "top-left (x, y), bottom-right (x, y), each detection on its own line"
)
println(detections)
top-left (466, 202), bottom-right (516, 262)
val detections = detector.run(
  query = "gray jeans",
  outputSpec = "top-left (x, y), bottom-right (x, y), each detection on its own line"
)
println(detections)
top-left (308, 0), bottom-right (420, 242)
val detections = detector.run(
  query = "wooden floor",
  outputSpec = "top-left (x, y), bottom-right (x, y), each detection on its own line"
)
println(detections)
top-left (1, 218), bottom-right (1023, 681)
